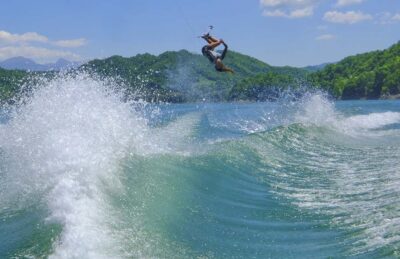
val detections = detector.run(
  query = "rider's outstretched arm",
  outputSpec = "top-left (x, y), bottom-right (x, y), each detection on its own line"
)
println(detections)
top-left (220, 42), bottom-right (228, 60)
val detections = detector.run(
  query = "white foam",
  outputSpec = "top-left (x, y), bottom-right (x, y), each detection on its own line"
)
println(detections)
top-left (295, 94), bottom-right (338, 126)
top-left (341, 112), bottom-right (400, 130)
top-left (295, 94), bottom-right (400, 136)
top-left (261, 107), bottom-right (400, 254)
top-left (0, 73), bottom-right (149, 258)
top-left (0, 72), bottom-right (204, 258)
top-left (246, 93), bottom-right (400, 254)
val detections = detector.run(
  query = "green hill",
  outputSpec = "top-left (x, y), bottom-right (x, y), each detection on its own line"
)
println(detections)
top-left (83, 50), bottom-right (307, 102)
top-left (2, 42), bottom-right (398, 103)
top-left (309, 42), bottom-right (400, 99)
top-left (1, 50), bottom-right (305, 104)
top-left (0, 68), bottom-right (27, 104)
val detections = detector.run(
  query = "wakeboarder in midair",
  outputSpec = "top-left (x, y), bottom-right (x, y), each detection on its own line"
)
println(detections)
top-left (201, 31), bottom-right (234, 74)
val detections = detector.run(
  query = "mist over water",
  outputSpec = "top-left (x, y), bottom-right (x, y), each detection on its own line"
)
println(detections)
top-left (0, 72), bottom-right (399, 258)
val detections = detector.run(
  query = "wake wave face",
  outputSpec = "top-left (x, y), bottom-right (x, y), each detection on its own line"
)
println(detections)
top-left (246, 95), bottom-right (400, 255)
top-left (0, 73), bottom-right (150, 258)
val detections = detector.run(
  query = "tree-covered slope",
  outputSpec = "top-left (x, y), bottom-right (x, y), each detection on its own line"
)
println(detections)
top-left (3, 42), bottom-right (398, 104)
top-left (228, 72), bottom-right (298, 101)
top-left (0, 68), bottom-right (27, 104)
top-left (0, 50), bottom-right (306, 104)
top-left (310, 42), bottom-right (400, 99)
top-left (83, 50), bottom-right (306, 102)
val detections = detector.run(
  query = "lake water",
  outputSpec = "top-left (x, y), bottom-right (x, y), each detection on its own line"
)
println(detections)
top-left (0, 74), bottom-right (399, 258)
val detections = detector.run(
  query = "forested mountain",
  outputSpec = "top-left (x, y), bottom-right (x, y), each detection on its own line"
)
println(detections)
top-left (0, 68), bottom-right (27, 104)
top-left (303, 63), bottom-right (331, 72)
top-left (83, 49), bottom-right (307, 102)
top-left (309, 42), bottom-right (400, 99)
top-left (0, 49), bottom-right (305, 103)
top-left (0, 42), bottom-right (399, 103)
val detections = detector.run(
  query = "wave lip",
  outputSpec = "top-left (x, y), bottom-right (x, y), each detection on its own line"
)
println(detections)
top-left (294, 94), bottom-right (400, 137)
top-left (341, 111), bottom-right (400, 130)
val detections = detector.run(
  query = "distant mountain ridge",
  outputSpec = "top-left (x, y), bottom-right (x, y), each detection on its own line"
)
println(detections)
top-left (0, 57), bottom-right (82, 71)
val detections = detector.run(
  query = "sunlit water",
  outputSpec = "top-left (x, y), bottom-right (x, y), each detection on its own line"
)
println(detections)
top-left (0, 73), bottom-right (399, 258)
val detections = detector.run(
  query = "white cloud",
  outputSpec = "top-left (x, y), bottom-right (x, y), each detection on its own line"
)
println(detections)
top-left (0, 31), bottom-right (48, 43)
top-left (0, 46), bottom-right (81, 62)
top-left (263, 6), bottom-right (313, 18)
top-left (53, 38), bottom-right (87, 48)
top-left (260, 0), bottom-right (317, 18)
top-left (392, 13), bottom-right (400, 21)
top-left (0, 30), bottom-right (87, 48)
top-left (263, 9), bottom-right (287, 17)
top-left (336, 0), bottom-right (364, 7)
top-left (260, 0), bottom-right (317, 7)
top-left (0, 30), bottom-right (86, 62)
top-left (291, 7), bottom-right (313, 17)
top-left (323, 11), bottom-right (372, 24)
top-left (375, 12), bottom-right (400, 25)
top-left (316, 34), bottom-right (335, 40)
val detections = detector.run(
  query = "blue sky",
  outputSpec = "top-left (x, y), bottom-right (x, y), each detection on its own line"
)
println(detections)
top-left (0, 0), bottom-right (399, 67)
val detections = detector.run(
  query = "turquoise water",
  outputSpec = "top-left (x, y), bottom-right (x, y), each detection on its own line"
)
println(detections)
top-left (0, 74), bottom-right (399, 258)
